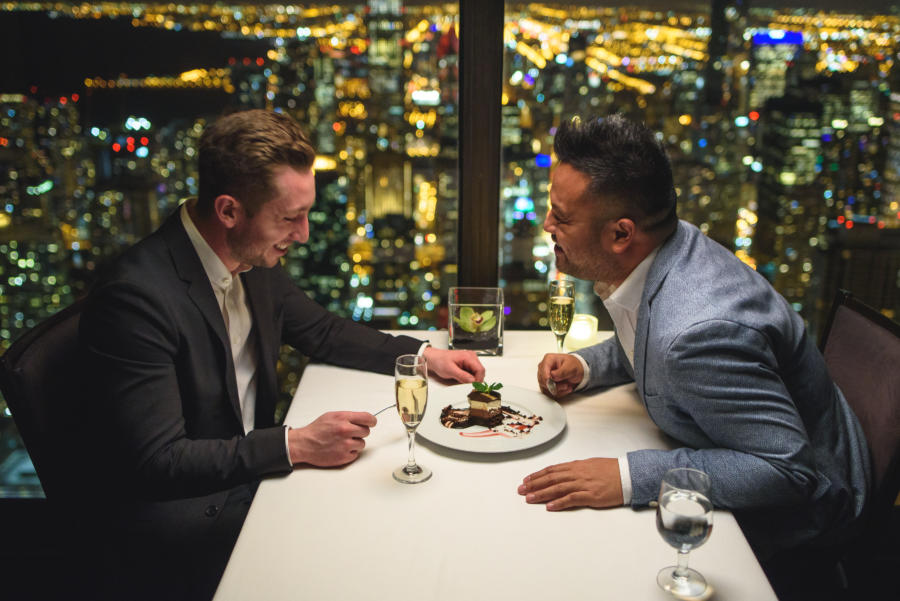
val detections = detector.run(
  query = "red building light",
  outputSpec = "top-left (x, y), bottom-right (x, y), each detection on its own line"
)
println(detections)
top-left (749, 111), bottom-right (760, 121)
top-left (112, 143), bottom-right (121, 152)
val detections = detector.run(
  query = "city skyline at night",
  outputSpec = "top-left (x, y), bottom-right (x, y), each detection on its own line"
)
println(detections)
top-left (2, 1), bottom-right (900, 497)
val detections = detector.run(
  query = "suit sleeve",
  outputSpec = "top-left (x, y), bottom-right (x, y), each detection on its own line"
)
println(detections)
top-left (626, 319), bottom-right (821, 509)
top-left (271, 268), bottom-right (422, 373)
top-left (574, 335), bottom-right (635, 390)
top-left (81, 280), bottom-right (291, 501)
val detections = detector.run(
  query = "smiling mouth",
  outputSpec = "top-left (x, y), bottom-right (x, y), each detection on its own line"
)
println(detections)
top-left (275, 242), bottom-right (290, 251)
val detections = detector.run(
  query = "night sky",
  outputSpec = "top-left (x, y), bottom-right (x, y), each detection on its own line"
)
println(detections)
top-left (0, 11), bottom-right (271, 124)
top-left (1, 3), bottom-right (895, 124)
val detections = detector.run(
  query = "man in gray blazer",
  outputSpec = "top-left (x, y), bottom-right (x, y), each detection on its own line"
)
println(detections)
top-left (81, 110), bottom-right (484, 600)
top-left (518, 115), bottom-right (869, 563)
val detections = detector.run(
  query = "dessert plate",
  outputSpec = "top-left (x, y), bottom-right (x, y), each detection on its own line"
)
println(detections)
top-left (417, 384), bottom-right (566, 453)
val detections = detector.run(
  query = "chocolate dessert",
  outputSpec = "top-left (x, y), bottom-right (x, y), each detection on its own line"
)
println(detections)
top-left (466, 388), bottom-right (503, 427)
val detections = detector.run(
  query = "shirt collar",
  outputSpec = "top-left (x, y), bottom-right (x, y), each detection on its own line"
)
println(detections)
top-left (180, 200), bottom-right (235, 292)
top-left (603, 246), bottom-right (660, 313)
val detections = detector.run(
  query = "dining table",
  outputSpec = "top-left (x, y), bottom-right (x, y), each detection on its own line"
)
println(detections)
top-left (214, 330), bottom-right (778, 601)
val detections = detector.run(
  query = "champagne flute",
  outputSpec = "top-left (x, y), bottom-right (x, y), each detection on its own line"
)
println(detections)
top-left (656, 468), bottom-right (713, 598)
top-left (548, 279), bottom-right (575, 352)
top-left (392, 354), bottom-right (432, 484)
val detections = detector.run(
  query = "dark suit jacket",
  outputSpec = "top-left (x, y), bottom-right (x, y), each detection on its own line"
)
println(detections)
top-left (80, 210), bottom-right (422, 533)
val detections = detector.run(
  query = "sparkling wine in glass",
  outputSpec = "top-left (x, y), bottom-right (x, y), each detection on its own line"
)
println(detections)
top-left (393, 354), bottom-right (431, 484)
top-left (548, 280), bottom-right (575, 352)
top-left (656, 468), bottom-right (713, 598)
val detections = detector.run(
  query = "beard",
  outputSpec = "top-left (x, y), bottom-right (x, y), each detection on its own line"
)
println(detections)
top-left (554, 239), bottom-right (626, 299)
top-left (226, 226), bottom-right (269, 269)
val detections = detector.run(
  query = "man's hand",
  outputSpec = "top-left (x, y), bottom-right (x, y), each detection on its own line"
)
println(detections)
top-left (423, 347), bottom-right (485, 383)
top-left (288, 411), bottom-right (376, 467)
top-left (537, 353), bottom-right (584, 399)
top-left (517, 458), bottom-right (624, 510)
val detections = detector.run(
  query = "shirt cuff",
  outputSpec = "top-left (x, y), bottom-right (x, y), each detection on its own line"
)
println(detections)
top-left (571, 352), bottom-right (591, 391)
top-left (618, 455), bottom-right (633, 505)
top-left (285, 426), bottom-right (293, 467)
top-left (417, 342), bottom-right (430, 356)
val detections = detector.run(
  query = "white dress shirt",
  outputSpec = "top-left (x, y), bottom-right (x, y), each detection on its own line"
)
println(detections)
top-left (572, 247), bottom-right (660, 505)
top-left (180, 204), bottom-right (260, 437)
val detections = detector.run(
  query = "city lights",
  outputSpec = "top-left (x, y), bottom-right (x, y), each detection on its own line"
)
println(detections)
top-left (2, 3), bottom-right (900, 498)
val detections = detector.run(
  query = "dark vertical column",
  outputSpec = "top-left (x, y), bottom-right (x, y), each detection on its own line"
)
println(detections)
top-left (458, 0), bottom-right (503, 286)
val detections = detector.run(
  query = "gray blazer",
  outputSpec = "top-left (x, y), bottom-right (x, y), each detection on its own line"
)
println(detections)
top-left (576, 220), bottom-right (870, 555)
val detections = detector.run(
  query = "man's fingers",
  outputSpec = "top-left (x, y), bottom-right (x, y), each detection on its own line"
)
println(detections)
top-left (346, 411), bottom-right (377, 427)
top-left (524, 481), bottom-right (579, 504)
top-left (446, 363), bottom-right (475, 384)
top-left (549, 358), bottom-right (580, 383)
top-left (546, 492), bottom-right (593, 511)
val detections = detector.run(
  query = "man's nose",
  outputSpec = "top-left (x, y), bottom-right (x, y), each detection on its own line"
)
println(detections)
top-left (292, 221), bottom-right (309, 243)
top-left (542, 213), bottom-right (554, 234)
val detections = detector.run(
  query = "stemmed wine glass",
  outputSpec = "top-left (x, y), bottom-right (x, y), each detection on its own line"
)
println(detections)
top-left (656, 468), bottom-right (713, 597)
top-left (392, 354), bottom-right (431, 484)
top-left (548, 279), bottom-right (575, 352)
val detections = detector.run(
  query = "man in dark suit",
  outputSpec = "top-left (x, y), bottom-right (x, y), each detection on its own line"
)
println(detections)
top-left (517, 115), bottom-right (869, 585)
top-left (80, 109), bottom-right (484, 600)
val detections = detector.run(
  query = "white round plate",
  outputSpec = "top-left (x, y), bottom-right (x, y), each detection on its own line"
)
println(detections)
top-left (417, 384), bottom-right (566, 453)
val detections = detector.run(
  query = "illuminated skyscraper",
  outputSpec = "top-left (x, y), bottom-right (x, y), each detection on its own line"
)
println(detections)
top-left (748, 29), bottom-right (803, 110)
top-left (755, 95), bottom-right (825, 319)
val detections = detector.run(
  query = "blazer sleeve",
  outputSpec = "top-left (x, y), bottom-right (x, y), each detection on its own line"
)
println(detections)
top-left (81, 279), bottom-right (291, 501)
top-left (626, 319), bottom-right (821, 509)
top-left (574, 335), bottom-right (635, 390)
top-left (271, 268), bottom-right (423, 373)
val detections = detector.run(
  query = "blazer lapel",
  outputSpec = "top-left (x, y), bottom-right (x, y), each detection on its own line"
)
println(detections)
top-left (241, 268), bottom-right (279, 429)
top-left (633, 221), bottom-right (687, 400)
top-left (159, 211), bottom-right (243, 424)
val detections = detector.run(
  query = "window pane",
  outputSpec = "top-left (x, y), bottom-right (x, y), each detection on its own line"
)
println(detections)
top-left (0, 2), bottom-right (459, 497)
top-left (500, 2), bottom-right (900, 332)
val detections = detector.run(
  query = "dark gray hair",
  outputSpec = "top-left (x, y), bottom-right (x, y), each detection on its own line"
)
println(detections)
top-left (553, 114), bottom-right (677, 233)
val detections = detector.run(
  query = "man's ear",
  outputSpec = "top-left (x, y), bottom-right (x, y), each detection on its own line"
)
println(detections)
top-left (610, 218), bottom-right (636, 253)
top-left (214, 195), bottom-right (242, 229)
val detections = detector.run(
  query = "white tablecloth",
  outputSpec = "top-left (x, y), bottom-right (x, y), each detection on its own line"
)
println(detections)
top-left (215, 331), bottom-right (776, 601)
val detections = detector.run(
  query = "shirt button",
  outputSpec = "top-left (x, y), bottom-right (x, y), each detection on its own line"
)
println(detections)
top-left (204, 505), bottom-right (219, 518)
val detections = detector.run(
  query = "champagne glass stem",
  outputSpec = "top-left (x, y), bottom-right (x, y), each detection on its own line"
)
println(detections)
top-left (673, 550), bottom-right (691, 580)
top-left (555, 334), bottom-right (565, 352)
top-left (405, 429), bottom-right (418, 473)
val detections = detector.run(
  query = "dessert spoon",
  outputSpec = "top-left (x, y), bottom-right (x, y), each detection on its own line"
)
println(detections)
top-left (373, 404), bottom-right (394, 417)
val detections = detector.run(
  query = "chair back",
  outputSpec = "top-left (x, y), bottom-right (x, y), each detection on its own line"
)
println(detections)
top-left (821, 290), bottom-right (900, 536)
top-left (0, 300), bottom-right (89, 506)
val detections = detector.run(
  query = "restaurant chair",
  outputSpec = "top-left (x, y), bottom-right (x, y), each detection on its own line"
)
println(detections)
top-left (0, 298), bottom-right (92, 510)
top-left (0, 298), bottom-right (106, 597)
top-left (820, 289), bottom-right (900, 598)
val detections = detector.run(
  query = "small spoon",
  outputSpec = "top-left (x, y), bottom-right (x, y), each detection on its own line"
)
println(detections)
top-left (372, 404), bottom-right (394, 417)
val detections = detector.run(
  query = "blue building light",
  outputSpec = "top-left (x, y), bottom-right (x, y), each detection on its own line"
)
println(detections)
top-left (515, 197), bottom-right (534, 212)
top-left (752, 30), bottom-right (802, 46)
top-left (698, 138), bottom-right (708, 148)
top-left (535, 153), bottom-right (552, 168)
